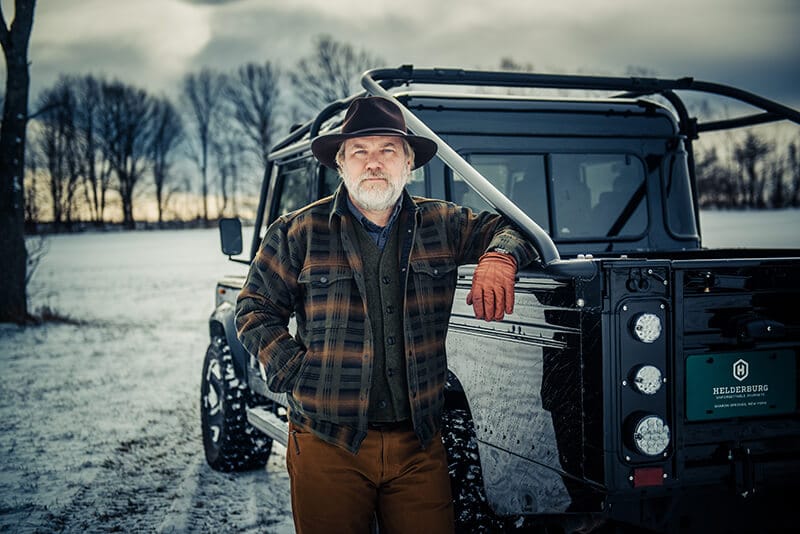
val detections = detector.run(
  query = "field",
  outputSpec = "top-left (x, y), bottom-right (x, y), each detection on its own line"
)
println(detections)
top-left (1, 208), bottom-right (798, 533)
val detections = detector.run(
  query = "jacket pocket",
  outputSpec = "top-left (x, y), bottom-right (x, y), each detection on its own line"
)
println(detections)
top-left (409, 256), bottom-right (458, 321)
top-left (409, 256), bottom-right (458, 278)
top-left (297, 265), bottom-right (355, 342)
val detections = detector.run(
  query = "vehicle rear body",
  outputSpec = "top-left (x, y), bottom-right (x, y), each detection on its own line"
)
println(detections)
top-left (447, 252), bottom-right (800, 532)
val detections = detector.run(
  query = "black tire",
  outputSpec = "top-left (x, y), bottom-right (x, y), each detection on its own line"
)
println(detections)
top-left (201, 336), bottom-right (272, 472)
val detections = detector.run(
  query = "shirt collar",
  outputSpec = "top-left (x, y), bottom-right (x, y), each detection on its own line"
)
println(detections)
top-left (346, 193), bottom-right (403, 232)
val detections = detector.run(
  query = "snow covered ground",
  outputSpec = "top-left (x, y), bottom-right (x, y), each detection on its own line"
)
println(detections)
top-left (0, 208), bottom-right (798, 533)
top-left (0, 228), bottom-right (293, 533)
top-left (699, 208), bottom-right (800, 249)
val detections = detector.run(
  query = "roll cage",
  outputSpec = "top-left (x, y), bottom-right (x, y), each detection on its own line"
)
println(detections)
top-left (252, 66), bottom-right (800, 272)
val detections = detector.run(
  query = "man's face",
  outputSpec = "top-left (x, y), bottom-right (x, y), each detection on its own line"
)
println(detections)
top-left (339, 136), bottom-right (411, 212)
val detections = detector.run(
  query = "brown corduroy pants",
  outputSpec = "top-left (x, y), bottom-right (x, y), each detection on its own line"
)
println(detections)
top-left (286, 422), bottom-right (455, 534)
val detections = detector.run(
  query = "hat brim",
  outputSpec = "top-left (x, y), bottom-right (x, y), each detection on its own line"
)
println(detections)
top-left (311, 131), bottom-right (438, 171)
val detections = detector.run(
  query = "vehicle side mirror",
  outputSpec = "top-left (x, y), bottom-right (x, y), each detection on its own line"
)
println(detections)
top-left (219, 218), bottom-right (243, 256)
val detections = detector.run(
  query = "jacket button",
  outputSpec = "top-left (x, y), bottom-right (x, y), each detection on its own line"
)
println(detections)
top-left (382, 276), bottom-right (390, 284)
top-left (387, 336), bottom-right (395, 345)
top-left (320, 276), bottom-right (328, 283)
top-left (378, 400), bottom-right (387, 409)
top-left (433, 268), bottom-right (439, 275)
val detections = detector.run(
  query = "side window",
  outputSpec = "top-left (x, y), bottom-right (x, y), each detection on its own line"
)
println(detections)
top-left (405, 167), bottom-right (427, 198)
top-left (321, 165), bottom-right (339, 198)
top-left (551, 154), bottom-right (647, 239)
top-left (453, 154), bottom-right (549, 233)
top-left (275, 159), bottom-right (314, 216)
top-left (262, 158), bottom-right (314, 238)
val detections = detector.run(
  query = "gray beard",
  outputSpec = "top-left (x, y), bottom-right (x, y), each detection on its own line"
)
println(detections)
top-left (343, 170), bottom-right (409, 212)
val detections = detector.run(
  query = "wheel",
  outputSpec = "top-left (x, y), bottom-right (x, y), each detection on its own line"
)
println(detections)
top-left (201, 336), bottom-right (272, 471)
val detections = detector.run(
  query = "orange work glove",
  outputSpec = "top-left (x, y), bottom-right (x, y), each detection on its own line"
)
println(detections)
top-left (466, 251), bottom-right (517, 322)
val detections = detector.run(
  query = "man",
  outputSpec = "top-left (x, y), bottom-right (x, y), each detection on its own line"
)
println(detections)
top-left (236, 96), bottom-right (537, 533)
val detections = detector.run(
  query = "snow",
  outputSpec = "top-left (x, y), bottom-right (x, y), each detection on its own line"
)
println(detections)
top-left (699, 208), bottom-right (800, 249)
top-left (0, 209), bottom-right (798, 532)
top-left (0, 228), bottom-right (293, 533)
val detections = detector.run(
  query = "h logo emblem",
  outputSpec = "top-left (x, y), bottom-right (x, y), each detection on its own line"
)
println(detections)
top-left (733, 359), bottom-right (749, 382)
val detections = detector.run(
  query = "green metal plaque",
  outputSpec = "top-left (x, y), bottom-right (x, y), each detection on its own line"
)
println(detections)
top-left (686, 350), bottom-right (797, 421)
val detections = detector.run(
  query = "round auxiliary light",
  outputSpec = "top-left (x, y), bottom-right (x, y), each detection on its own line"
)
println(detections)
top-left (632, 415), bottom-right (670, 456)
top-left (632, 313), bottom-right (662, 343)
top-left (631, 365), bottom-right (663, 395)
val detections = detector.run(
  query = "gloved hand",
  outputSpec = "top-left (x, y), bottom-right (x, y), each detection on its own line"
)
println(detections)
top-left (466, 251), bottom-right (517, 321)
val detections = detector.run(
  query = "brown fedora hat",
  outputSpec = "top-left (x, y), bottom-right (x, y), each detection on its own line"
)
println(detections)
top-left (311, 96), bottom-right (438, 170)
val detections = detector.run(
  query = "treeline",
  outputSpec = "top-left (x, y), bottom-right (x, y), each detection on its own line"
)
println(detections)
top-left (22, 35), bottom-right (382, 232)
top-left (695, 132), bottom-right (800, 209)
top-left (20, 36), bottom-right (800, 233)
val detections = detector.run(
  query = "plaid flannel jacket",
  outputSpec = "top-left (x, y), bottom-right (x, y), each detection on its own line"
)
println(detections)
top-left (236, 185), bottom-right (537, 453)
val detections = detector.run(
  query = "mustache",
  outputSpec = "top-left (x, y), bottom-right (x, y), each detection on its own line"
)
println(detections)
top-left (358, 171), bottom-right (390, 182)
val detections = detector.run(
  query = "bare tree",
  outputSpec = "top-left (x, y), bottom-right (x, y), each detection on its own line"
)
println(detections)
top-left (36, 78), bottom-right (83, 229)
top-left (789, 142), bottom-right (800, 207)
top-left (225, 61), bottom-right (280, 168)
top-left (150, 97), bottom-right (183, 226)
top-left (768, 158), bottom-right (786, 209)
top-left (73, 74), bottom-right (113, 225)
top-left (211, 130), bottom-right (246, 218)
top-left (182, 68), bottom-right (225, 224)
top-left (24, 127), bottom-right (44, 226)
top-left (99, 80), bottom-right (154, 229)
top-left (1, 0), bottom-right (36, 322)
top-left (290, 35), bottom-right (384, 115)
top-left (734, 132), bottom-right (771, 208)
top-left (695, 146), bottom-right (739, 208)
top-left (499, 57), bottom-right (535, 72)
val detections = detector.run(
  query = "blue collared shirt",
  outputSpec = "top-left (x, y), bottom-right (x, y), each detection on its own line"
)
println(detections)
top-left (346, 195), bottom-right (403, 251)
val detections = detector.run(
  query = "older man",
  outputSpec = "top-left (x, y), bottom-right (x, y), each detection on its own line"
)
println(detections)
top-left (236, 96), bottom-right (537, 533)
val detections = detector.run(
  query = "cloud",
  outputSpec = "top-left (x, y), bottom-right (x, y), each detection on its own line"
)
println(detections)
top-left (27, 0), bottom-right (212, 95)
top-left (10, 0), bottom-right (799, 110)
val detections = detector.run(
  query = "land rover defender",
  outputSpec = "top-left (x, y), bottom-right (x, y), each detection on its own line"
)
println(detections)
top-left (204, 67), bottom-right (800, 533)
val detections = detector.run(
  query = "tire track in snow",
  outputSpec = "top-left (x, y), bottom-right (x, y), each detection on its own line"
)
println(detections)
top-left (158, 445), bottom-right (293, 533)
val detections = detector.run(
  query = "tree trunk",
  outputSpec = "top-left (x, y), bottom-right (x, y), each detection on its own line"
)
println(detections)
top-left (0, 0), bottom-right (36, 323)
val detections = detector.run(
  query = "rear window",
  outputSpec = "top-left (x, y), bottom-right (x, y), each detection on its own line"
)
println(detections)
top-left (551, 154), bottom-right (647, 239)
top-left (453, 152), bottom-right (648, 240)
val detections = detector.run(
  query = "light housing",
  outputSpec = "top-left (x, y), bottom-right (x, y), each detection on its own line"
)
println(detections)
top-left (632, 312), bottom-right (662, 343)
top-left (630, 414), bottom-right (670, 456)
top-left (631, 364), bottom-right (663, 395)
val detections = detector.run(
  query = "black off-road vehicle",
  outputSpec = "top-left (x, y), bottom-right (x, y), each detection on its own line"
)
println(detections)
top-left (204, 66), bottom-right (800, 533)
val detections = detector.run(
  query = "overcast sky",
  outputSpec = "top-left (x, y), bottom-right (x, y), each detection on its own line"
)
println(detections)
top-left (3, 0), bottom-right (800, 109)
